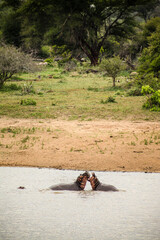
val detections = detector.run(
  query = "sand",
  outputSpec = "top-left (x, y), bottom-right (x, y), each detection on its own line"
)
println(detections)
top-left (0, 118), bottom-right (160, 172)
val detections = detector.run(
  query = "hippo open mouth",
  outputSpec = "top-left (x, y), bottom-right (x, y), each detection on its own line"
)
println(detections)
top-left (88, 172), bottom-right (118, 191)
top-left (50, 171), bottom-right (90, 191)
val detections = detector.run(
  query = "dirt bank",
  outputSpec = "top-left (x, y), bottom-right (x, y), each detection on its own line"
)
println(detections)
top-left (0, 118), bottom-right (160, 172)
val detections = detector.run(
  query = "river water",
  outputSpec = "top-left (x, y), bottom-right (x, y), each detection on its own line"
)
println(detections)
top-left (0, 167), bottom-right (160, 240)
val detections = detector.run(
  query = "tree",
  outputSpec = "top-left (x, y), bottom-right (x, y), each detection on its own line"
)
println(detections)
top-left (138, 25), bottom-right (160, 78)
top-left (137, 21), bottom-right (160, 90)
top-left (0, 45), bottom-right (39, 88)
top-left (100, 56), bottom-right (126, 87)
top-left (0, 0), bottom-right (22, 46)
top-left (20, 0), bottom-right (156, 65)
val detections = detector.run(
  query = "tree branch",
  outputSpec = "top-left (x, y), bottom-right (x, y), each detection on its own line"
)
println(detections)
top-left (98, 6), bottom-right (129, 50)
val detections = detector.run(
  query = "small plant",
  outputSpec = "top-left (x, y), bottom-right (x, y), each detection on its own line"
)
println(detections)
top-left (131, 141), bottom-right (136, 146)
top-left (144, 139), bottom-right (148, 145)
top-left (21, 81), bottom-right (35, 95)
top-left (52, 102), bottom-right (56, 106)
top-left (101, 96), bottom-right (116, 104)
top-left (21, 136), bottom-right (30, 143)
top-left (20, 99), bottom-right (37, 106)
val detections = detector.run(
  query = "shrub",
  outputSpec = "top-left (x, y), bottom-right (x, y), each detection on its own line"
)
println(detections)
top-left (20, 99), bottom-right (37, 106)
top-left (44, 58), bottom-right (53, 66)
top-left (40, 45), bottom-right (52, 58)
top-left (141, 85), bottom-right (160, 112)
top-left (135, 73), bottom-right (160, 91)
top-left (127, 87), bottom-right (142, 96)
top-left (0, 83), bottom-right (22, 92)
top-left (0, 45), bottom-right (39, 88)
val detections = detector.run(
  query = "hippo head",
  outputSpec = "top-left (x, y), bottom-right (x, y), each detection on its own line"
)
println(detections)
top-left (88, 172), bottom-right (100, 190)
top-left (76, 171), bottom-right (90, 190)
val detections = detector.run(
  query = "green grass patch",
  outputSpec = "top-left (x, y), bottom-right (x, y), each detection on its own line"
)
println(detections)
top-left (0, 66), bottom-right (159, 121)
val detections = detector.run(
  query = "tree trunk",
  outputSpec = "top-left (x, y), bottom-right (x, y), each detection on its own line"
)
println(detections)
top-left (113, 77), bottom-right (116, 87)
top-left (90, 53), bottom-right (99, 66)
top-left (79, 38), bottom-right (99, 66)
top-left (0, 81), bottom-right (4, 89)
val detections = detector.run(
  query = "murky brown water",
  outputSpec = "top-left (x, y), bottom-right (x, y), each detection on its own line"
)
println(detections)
top-left (0, 167), bottom-right (160, 240)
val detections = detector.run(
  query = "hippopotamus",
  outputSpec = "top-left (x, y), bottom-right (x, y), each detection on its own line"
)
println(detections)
top-left (50, 171), bottom-right (90, 191)
top-left (89, 173), bottom-right (118, 191)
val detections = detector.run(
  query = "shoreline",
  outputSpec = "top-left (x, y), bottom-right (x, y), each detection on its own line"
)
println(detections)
top-left (0, 164), bottom-right (160, 173)
top-left (0, 118), bottom-right (160, 173)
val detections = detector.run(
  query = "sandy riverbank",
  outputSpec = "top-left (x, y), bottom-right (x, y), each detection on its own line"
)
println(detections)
top-left (0, 118), bottom-right (160, 172)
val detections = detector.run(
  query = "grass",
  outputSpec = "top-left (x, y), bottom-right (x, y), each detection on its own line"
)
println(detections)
top-left (0, 65), bottom-right (159, 121)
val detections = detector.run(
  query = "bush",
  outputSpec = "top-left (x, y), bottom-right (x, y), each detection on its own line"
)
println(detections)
top-left (0, 83), bottom-right (22, 92)
top-left (44, 58), bottom-right (53, 66)
top-left (127, 87), bottom-right (142, 96)
top-left (0, 45), bottom-right (39, 88)
top-left (20, 99), bottom-right (37, 106)
top-left (136, 73), bottom-right (160, 91)
top-left (40, 45), bottom-right (52, 58)
top-left (141, 85), bottom-right (160, 111)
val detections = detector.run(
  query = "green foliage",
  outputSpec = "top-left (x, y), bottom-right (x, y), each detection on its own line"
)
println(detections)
top-left (0, 45), bottom-right (39, 88)
top-left (141, 85), bottom-right (154, 95)
top-left (44, 58), bottom-right (53, 66)
top-left (40, 45), bottom-right (52, 58)
top-left (20, 99), bottom-right (37, 106)
top-left (138, 22), bottom-right (160, 86)
top-left (136, 73), bottom-right (160, 91)
top-left (100, 56), bottom-right (126, 87)
top-left (143, 17), bottom-right (160, 39)
top-left (0, 3), bottom-right (21, 46)
top-left (141, 85), bottom-right (160, 111)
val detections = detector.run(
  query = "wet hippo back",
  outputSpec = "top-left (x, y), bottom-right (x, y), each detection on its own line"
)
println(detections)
top-left (96, 183), bottom-right (118, 191)
top-left (50, 183), bottom-right (81, 191)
